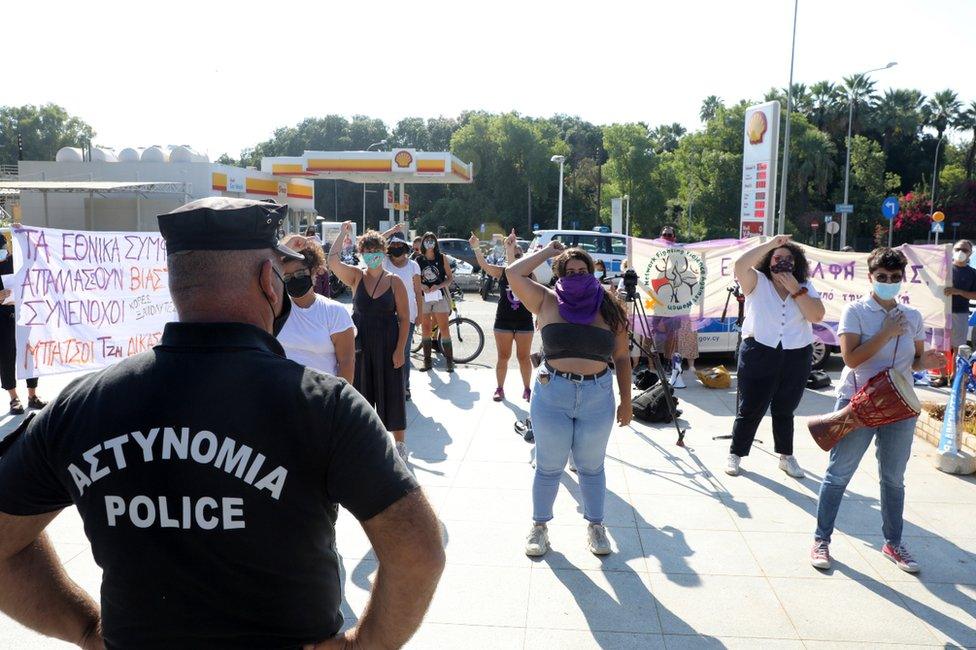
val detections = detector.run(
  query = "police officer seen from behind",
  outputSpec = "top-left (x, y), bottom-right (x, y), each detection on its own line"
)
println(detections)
top-left (0, 197), bottom-right (445, 649)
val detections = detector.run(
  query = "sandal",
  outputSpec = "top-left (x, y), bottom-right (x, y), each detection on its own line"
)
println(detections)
top-left (27, 396), bottom-right (47, 410)
top-left (9, 398), bottom-right (24, 415)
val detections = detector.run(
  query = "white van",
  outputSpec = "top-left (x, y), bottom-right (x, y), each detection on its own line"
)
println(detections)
top-left (528, 229), bottom-right (628, 285)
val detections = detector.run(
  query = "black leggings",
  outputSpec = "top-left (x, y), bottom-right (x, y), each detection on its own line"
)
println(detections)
top-left (0, 310), bottom-right (37, 391)
top-left (730, 338), bottom-right (811, 457)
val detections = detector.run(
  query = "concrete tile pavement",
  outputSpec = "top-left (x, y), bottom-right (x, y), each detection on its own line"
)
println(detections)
top-left (1, 366), bottom-right (974, 648)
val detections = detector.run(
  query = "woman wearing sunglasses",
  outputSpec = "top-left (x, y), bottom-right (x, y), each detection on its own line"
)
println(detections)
top-left (810, 248), bottom-right (944, 572)
top-left (728, 235), bottom-right (825, 478)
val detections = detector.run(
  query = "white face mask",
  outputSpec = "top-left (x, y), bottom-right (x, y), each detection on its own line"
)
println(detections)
top-left (954, 250), bottom-right (970, 264)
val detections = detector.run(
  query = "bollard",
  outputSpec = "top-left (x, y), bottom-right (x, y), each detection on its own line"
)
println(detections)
top-left (935, 346), bottom-right (976, 475)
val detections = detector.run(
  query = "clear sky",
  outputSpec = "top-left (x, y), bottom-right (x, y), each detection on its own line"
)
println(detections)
top-left (8, 0), bottom-right (974, 158)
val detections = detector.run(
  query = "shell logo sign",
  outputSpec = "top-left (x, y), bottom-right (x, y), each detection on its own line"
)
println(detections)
top-left (391, 148), bottom-right (417, 173)
top-left (747, 110), bottom-right (768, 145)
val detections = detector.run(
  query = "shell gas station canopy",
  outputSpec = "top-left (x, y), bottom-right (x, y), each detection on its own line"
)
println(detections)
top-left (261, 148), bottom-right (474, 222)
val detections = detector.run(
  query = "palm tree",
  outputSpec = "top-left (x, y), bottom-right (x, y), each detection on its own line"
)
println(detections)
top-left (808, 81), bottom-right (838, 129)
top-left (791, 128), bottom-right (838, 212)
top-left (649, 123), bottom-right (686, 154)
top-left (871, 88), bottom-right (926, 155)
top-left (841, 74), bottom-right (879, 135)
top-left (699, 96), bottom-right (723, 123)
top-left (958, 101), bottom-right (976, 180)
top-left (924, 89), bottom-right (963, 143)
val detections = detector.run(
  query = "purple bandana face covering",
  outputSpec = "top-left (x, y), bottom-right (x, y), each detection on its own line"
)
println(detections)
top-left (554, 273), bottom-right (603, 325)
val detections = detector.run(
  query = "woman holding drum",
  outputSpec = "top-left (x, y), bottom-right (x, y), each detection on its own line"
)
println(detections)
top-left (810, 248), bottom-right (945, 572)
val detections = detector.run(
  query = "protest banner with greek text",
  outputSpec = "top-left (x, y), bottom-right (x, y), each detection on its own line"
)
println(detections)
top-left (4, 226), bottom-right (172, 378)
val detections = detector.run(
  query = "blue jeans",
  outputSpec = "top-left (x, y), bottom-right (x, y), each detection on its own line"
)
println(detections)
top-left (815, 398), bottom-right (916, 544)
top-left (403, 323), bottom-right (415, 391)
top-left (530, 371), bottom-right (616, 524)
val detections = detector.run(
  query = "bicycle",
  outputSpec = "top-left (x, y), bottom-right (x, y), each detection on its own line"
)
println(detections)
top-left (411, 291), bottom-right (485, 364)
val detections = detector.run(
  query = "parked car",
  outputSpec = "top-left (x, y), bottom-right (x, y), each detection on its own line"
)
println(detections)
top-left (528, 229), bottom-right (628, 285)
top-left (446, 255), bottom-right (480, 292)
top-left (438, 238), bottom-right (480, 272)
top-left (694, 317), bottom-right (835, 370)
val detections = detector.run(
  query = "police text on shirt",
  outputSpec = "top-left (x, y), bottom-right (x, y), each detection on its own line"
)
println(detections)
top-left (66, 427), bottom-right (288, 530)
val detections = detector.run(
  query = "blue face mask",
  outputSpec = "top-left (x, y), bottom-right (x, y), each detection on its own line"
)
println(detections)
top-left (872, 280), bottom-right (902, 300)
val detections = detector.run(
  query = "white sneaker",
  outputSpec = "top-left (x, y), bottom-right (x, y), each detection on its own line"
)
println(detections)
top-left (525, 523), bottom-right (549, 557)
top-left (779, 455), bottom-right (804, 478)
top-left (587, 523), bottom-right (612, 555)
top-left (725, 454), bottom-right (741, 476)
top-left (396, 441), bottom-right (409, 463)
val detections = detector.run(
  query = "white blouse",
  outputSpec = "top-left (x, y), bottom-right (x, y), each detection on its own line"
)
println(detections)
top-left (740, 269), bottom-right (819, 349)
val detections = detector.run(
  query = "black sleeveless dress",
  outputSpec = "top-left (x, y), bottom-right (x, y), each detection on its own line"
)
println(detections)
top-left (352, 277), bottom-right (405, 431)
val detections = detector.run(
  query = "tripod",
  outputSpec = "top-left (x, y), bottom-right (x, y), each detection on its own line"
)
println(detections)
top-left (712, 282), bottom-right (762, 444)
top-left (623, 276), bottom-right (687, 447)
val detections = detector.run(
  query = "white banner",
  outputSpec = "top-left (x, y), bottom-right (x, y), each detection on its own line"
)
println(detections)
top-left (630, 236), bottom-right (950, 335)
top-left (611, 198), bottom-right (623, 234)
top-left (5, 226), bottom-right (174, 378)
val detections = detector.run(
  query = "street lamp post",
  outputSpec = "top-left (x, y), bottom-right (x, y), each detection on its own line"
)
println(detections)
top-left (840, 62), bottom-right (897, 249)
top-left (363, 139), bottom-right (387, 232)
top-left (931, 134), bottom-right (946, 244)
top-left (622, 194), bottom-right (630, 237)
top-left (777, 0), bottom-right (799, 237)
top-left (551, 154), bottom-right (566, 229)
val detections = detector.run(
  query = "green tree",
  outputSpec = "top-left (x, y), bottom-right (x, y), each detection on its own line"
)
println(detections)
top-left (602, 123), bottom-right (663, 235)
top-left (0, 104), bottom-right (96, 166)
top-left (699, 96), bottom-right (723, 123)
top-left (958, 101), bottom-right (976, 179)
top-left (924, 89), bottom-right (962, 143)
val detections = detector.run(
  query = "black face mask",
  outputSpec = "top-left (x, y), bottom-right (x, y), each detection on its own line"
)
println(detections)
top-left (267, 268), bottom-right (292, 337)
top-left (285, 274), bottom-right (313, 298)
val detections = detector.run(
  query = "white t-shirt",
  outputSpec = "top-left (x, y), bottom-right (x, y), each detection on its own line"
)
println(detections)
top-left (383, 257), bottom-right (421, 321)
top-left (740, 269), bottom-right (820, 349)
top-left (836, 296), bottom-right (925, 400)
top-left (278, 295), bottom-right (356, 376)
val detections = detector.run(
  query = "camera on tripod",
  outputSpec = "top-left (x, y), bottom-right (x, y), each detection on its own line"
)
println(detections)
top-left (622, 269), bottom-right (639, 301)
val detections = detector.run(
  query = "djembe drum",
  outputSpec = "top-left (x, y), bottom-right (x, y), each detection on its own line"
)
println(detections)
top-left (807, 369), bottom-right (920, 451)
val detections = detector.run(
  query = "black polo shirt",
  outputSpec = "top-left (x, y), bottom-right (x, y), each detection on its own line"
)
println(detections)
top-left (0, 322), bottom-right (418, 649)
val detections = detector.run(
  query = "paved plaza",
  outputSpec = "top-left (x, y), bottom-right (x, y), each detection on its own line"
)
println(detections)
top-left (1, 361), bottom-right (974, 649)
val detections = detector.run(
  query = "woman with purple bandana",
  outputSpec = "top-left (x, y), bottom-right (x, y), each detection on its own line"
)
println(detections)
top-left (506, 241), bottom-right (632, 557)
top-left (470, 230), bottom-right (535, 402)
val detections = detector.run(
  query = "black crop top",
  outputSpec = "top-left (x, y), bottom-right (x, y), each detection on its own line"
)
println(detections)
top-left (541, 322), bottom-right (615, 363)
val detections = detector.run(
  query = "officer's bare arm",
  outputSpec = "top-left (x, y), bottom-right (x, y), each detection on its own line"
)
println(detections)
top-left (0, 511), bottom-right (102, 649)
top-left (336, 489), bottom-right (444, 649)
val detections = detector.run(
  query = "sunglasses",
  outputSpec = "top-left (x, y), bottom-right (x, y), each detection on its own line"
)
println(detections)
top-left (873, 272), bottom-right (903, 283)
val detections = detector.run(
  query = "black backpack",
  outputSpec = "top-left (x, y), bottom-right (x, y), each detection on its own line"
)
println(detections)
top-left (632, 384), bottom-right (682, 423)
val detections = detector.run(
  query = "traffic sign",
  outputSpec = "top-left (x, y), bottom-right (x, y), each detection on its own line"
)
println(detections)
top-left (933, 211), bottom-right (945, 223)
top-left (826, 221), bottom-right (840, 235)
top-left (835, 203), bottom-right (854, 214)
top-left (480, 223), bottom-right (485, 233)
top-left (881, 196), bottom-right (900, 220)
top-left (533, 223), bottom-right (539, 230)
top-left (824, 215), bottom-right (832, 223)
top-left (810, 222), bottom-right (820, 230)
top-left (931, 222), bottom-right (944, 234)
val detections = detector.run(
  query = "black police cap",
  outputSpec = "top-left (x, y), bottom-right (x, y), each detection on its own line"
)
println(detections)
top-left (158, 197), bottom-right (304, 261)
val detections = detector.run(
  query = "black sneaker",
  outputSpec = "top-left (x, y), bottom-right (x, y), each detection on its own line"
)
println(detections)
top-left (405, 388), bottom-right (411, 402)
top-left (9, 398), bottom-right (24, 415)
top-left (27, 396), bottom-right (47, 410)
